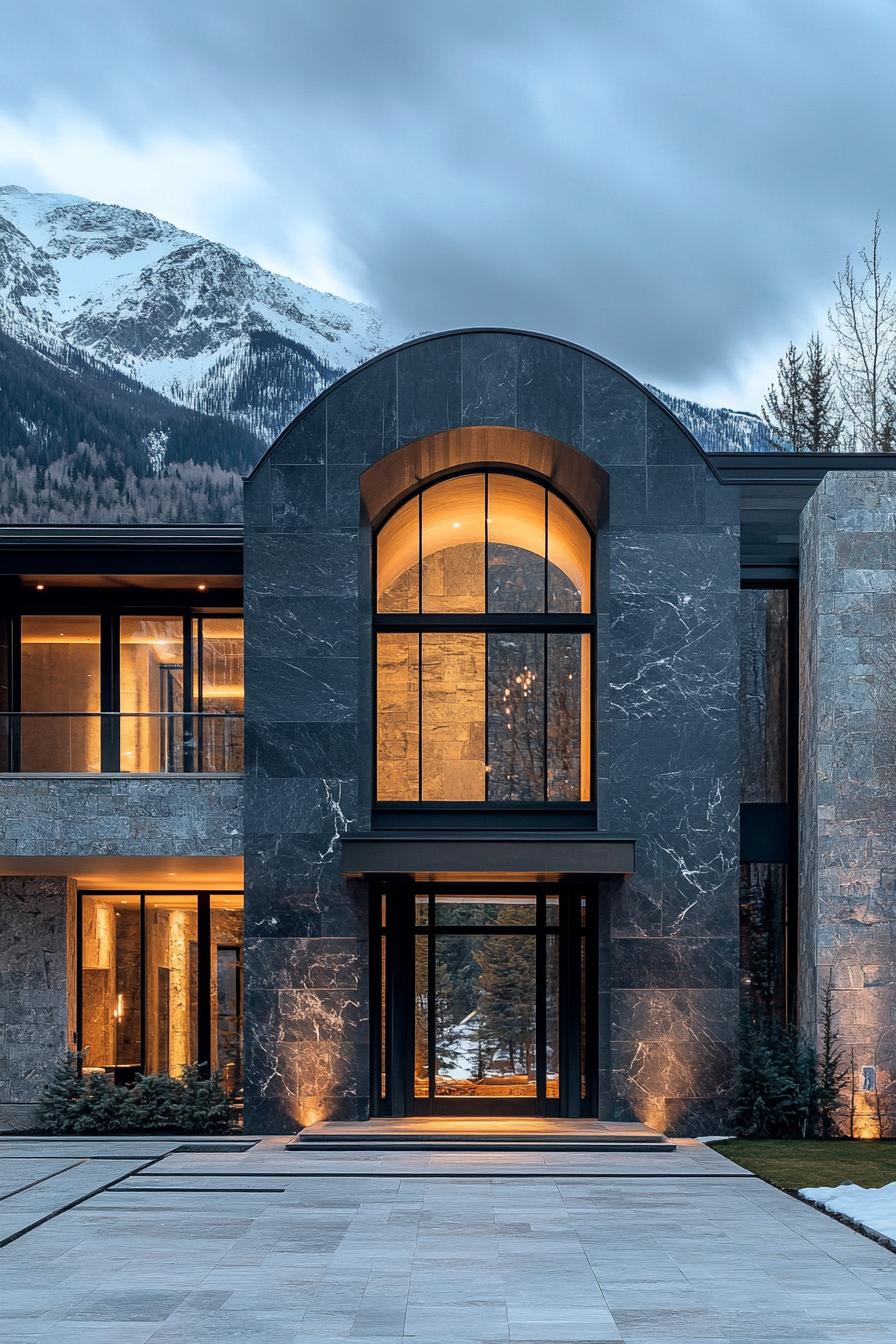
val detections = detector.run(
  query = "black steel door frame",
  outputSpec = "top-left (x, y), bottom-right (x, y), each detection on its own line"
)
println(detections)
top-left (371, 878), bottom-right (600, 1118)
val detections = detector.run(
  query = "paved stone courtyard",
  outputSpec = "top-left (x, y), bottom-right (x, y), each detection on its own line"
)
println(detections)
top-left (1, 1137), bottom-right (895, 1342)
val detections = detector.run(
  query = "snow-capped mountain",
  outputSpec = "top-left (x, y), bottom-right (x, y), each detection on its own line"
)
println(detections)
top-left (649, 386), bottom-right (778, 453)
top-left (0, 184), bottom-right (392, 444)
top-left (0, 184), bottom-right (782, 522)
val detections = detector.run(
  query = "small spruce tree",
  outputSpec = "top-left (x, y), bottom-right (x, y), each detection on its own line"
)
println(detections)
top-left (815, 971), bottom-right (849, 1138)
top-left (762, 344), bottom-right (807, 451)
top-left (802, 334), bottom-right (843, 452)
top-left (732, 1013), bottom-right (815, 1138)
top-left (34, 1052), bottom-right (88, 1134)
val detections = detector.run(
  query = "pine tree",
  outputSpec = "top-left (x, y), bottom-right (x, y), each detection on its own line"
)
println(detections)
top-left (802, 334), bottom-right (842, 452)
top-left (474, 909), bottom-right (537, 1080)
top-left (732, 1013), bottom-right (815, 1138)
top-left (815, 971), bottom-right (849, 1138)
top-left (762, 343), bottom-right (807, 451)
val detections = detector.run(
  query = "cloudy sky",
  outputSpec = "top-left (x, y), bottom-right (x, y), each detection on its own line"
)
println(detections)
top-left (1, 0), bottom-right (893, 410)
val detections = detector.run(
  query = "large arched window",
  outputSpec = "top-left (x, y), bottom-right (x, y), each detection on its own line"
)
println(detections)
top-left (374, 470), bottom-right (593, 804)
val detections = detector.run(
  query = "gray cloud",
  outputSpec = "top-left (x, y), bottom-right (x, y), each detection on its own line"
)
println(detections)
top-left (1, 0), bottom-right (894, 406)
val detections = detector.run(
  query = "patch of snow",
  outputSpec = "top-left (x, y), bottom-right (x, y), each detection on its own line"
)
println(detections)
top-left (800, 1180), bottom-right (896, 1243)
top-left (143, 427), bottom-right (168, 474)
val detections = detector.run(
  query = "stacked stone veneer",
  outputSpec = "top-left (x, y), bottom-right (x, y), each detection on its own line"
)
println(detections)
top-left (0, 876), bottom-right (75, 1129)
top-left (243, 331), bottom-right (741, 1134)
top-left (800, 471), bottom-right (896, 1135)
top-left (0, 777), bottom-right (242, 856)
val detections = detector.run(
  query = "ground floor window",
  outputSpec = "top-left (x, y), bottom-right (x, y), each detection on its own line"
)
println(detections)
top-left (372, 883), bottom-right (599, 1116)
top-left (77, 890), bottom-right (243, 1095)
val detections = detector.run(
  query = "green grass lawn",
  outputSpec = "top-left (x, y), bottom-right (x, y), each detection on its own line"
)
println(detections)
top-left (710, 1139), bottom-right (896, 1190)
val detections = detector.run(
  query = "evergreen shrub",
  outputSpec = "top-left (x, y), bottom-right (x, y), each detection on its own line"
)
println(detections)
top-left (35, 1054), bottom-right (234, 1134)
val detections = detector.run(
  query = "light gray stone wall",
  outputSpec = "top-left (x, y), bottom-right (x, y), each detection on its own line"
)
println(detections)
top-left (0, 777), bottom-right (242, 857)
top-left (0, 876), bottom-right (75, 1129)
top-left (800, 471), bottom-right (896, 1136)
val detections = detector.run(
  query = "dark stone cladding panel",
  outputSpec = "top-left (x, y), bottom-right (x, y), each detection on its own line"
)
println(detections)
top-left (244, 778), bottom-right (359, 837)
top-left (0, 877), bottom-right (74, 1118)
top-left (243, 330), bottom-right (740, 1134)
top-left (326, 356), bottom-right (397, 466)
top-left (515, 335), bottom-right (583, 449)
top-left (243, 596), bottom-right (359, 661)
top-left (0, 778), bottom-right (241, 857)
top-left (270, 465), bottom-right (327, 530)
top-left (583, 358), bottom-right (646, 465)
top-left (266, 403), bottom-right (326, 466)
top-left (244, 936), bottom-right (365, 990)
top-left (396, 336), bottom-right (463, 446)
top-left (610, 939), bottom-right (739, 990)
top-left (461, 331), bottom-right (518, 426)
top-left (246, 654), bottom-right (357, 724)
top-left (248, 531), bottom-right (359, 601)
top-left (608, 529), bottom-right (740, 596)
top-left (244, 722), bottom-right (360, 780)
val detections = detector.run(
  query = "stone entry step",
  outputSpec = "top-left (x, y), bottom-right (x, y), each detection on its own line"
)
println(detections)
top-left (291, 1117), bottom-right (675, 1152)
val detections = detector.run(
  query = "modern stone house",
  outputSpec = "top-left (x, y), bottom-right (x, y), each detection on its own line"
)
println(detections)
top-left (1, 329), bottom-right (894, 1136)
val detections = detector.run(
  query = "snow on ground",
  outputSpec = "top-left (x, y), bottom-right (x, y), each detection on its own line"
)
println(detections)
top-left (800, 1181), bottom-right (896, 1243)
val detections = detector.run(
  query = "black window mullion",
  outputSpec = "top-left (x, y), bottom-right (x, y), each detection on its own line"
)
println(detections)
top-left (543, 631), bottom-right (548, 803)
top-left (75, 891), bottom-right (84, 1061)
top-left (183, 614), bottom-right (194, 773)
top-left (139, 893), bottom-right (146, 1075)
top-left (484, 472), bottom-right (490, 615)
top-left (484, 630), bottom-right (489, 803)
top-left (543, 484), bottom-right (549, 613)
top-left (197, 892), bottom-right (211, 1076)
top-left (9, 612), bottom-right (20, 771)
top-left (536, 890), bottom-right (546, 1110)
top-left (427, 892), bottom-right (436, 1105)
top-left (417, 632), bottom-right (423, 803)
top-left (101, 611), bottom-right (118, 771)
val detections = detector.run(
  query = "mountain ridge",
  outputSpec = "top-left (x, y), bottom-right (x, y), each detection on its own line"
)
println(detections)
top-left (0, 184), bottom-right (779, 522)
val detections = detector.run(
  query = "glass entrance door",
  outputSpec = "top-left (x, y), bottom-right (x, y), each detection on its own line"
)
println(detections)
top-left (372, 884), bottom-right (597, 1117)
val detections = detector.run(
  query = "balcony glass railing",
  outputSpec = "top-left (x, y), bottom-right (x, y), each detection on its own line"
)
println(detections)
top-left (0, 712), bottom-right (244, 774)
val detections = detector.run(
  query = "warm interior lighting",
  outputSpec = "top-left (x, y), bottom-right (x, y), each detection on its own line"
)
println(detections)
top-left (376, 471), bottom-right (591, 614)
top-left (197, 583), bottom-right (207, 591)
top-left (35, 583), bottom-right (45, 591)
top-left (375, 471), bottom-right (592, 803)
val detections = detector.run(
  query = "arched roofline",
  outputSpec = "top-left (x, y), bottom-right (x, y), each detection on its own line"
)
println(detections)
top-left (245, 326), bottom-right (720, 482)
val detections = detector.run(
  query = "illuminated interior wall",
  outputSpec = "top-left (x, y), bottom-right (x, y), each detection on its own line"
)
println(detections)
top-left (800, 471), bottom-right (896, 1137)
top-left (20, 616), bottom-right (101, 771)
top-left (119, 619), bottom-right (184, 772)
top-left (375, 471), bottom-right (592, 804)
top-left (79, 892), bottom-right (244, 1087)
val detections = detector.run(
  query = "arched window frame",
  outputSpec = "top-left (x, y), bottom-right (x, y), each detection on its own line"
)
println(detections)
top-left (372, 466), bottom-right (595, 810)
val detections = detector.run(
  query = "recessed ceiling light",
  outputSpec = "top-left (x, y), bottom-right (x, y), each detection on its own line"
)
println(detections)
top-left (197, 583), bottom-right (207, 591)
top-left (451, 522), bottom-right (461, 529)
top-left (35, 583), bottom-right (45, 591)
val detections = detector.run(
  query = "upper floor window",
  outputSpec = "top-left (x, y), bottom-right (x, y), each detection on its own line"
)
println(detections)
top-left (374, 471), bottom-right (593, 804)
top-left (3, 611), bottom-right (243, 774)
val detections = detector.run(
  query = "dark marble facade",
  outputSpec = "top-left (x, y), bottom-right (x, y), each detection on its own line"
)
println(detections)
top-left (243, 330), bottom-right (741, 1134)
